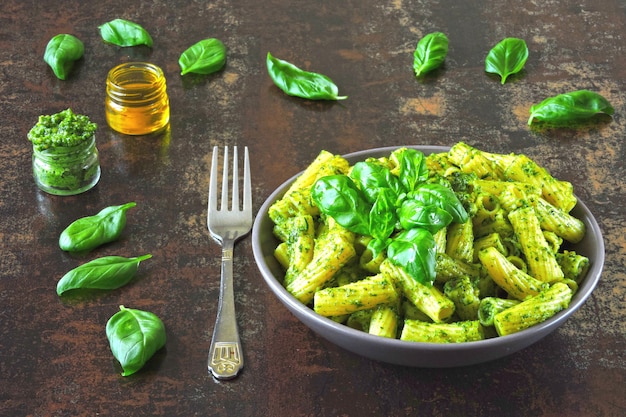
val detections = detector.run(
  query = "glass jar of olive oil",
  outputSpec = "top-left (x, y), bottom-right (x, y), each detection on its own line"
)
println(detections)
top-left (105, 62), bottom-right (170, 135)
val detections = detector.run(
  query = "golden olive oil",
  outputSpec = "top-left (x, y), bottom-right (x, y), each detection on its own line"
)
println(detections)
top-left (105, 62), bottom-right (170, 135)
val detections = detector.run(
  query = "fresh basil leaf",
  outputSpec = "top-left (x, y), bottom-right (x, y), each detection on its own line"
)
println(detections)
top-left (106, 305), bottom-right (166, 376)
top-left (367, 237), bottom-right (389, 260)
top-left (528, 90), bottom-right (614, 126)
top-left (43, 34), bottom-right (84, 80)
top-left (485, 37), bottom-right (528, 84)
top-left (413, 32), bottom-right (449, 77)
top-left (391, 148), bottom-right (428, 193)
top-left (98, 19), bottom-right (153, 47)
top-left (349, 161), bottom-right (402, 204)
top-left (56, 254), bottom-right (151, 296)
top-left (369, 188), bottom-right (398, 241)
top-left (266, 52), bottom-right (347, 100)
top-left (59, 202), bottom-right (137, 253)
top-left (410, 183), bottom-right (469, 223)
top-left (311, 175), bottom-right (370, 235)
top-left (179, 38), bottom-right (226, 75)
top-left (387, 228), bottom-right (436, 285)
top-left (398, 199), bottom-right (452, 234)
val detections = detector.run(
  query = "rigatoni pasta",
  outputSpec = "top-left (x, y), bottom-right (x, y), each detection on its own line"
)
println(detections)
top-left (268, 142), bottom-right (590, 343)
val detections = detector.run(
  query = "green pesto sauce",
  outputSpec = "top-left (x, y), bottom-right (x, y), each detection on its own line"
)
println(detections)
top-left (29, 109), bottom-right (100, 195)
top-left (28, 108), bottom-right (97, 151)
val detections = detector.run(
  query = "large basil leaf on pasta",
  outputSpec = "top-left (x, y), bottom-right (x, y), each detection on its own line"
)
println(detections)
top-left (410, 183), bottom-right (469, 223)
top-left (349, 161), bottom-right (403, 204)
top-left (368, 187), bottom-right (398, 242)
top-left (387, 228), bottom-right (436, 285)
top-left (106, 306), bottom-right (166, 376)
top-left (311, 175), bottom-right (371, 235)
top-left (398, 199), bottom-right (452, 234)
top-left (390, 148), bottom-right (428, 193)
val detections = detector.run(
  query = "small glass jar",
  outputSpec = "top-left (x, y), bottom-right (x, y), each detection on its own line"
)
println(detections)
top-left (32, 135), bottom-right (101, 196)
top-left (105, 62), bottom-right (170, 135)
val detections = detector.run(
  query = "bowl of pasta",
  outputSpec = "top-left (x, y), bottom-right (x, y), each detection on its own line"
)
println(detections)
top-left (251, 143), bottom-right (604, 367)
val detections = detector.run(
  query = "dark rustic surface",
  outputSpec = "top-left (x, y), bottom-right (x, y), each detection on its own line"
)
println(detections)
top-left (1, 0), bottom-right (625, 416)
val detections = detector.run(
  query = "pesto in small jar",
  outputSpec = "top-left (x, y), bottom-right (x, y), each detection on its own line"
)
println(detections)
top-left (28, 108), bottom-right (100, 195)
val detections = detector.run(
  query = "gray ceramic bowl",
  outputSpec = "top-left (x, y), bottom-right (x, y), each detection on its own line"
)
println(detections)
top-left (251, 146), bottom-right (605, 367)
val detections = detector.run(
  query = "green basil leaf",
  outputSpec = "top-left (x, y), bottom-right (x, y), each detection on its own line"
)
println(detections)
top-left (59, 202), bottom-right (137, 253)
top-left (369, 188), bottom-right (398, 241)
top-left (528, 90), bottom-right (614, 126)
top-left (56, 254), bottom-right (151, 295)
top-left (98, 19), bottom-right (153, 47)
top-left (398, 199), bottom-right (452, 234)
top-left (387, 228), bottom-right (436, 285)
top-left (266, 52), bottom-right (347, 100)
top-left (179, 38), bottom-right (227, 75)
top-left (410, 183), bottom-right (469, 223)
top-left (367, 237), bottom-right (389, 260)
top-left (413, 32), bottom-right (449, 77)
top-left (311, 175), bottom-right (370, 235)
top-left (106, 305), bottom-right (166, 376)
top-left (390, 148), bottom-right (428, 193)
top-left (349, 161), bottom-right (402, 204)
top-left (485, 37), bottom-right (528, 84)
top-left (43, 34), bottom-right (84, 80)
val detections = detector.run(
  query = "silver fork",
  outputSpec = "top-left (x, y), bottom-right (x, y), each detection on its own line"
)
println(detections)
top-left (207, 145), bottom-right (252, 380)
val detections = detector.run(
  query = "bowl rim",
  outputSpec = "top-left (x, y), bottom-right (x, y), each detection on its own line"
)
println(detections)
top-left (252, 145), bottom-right (605, 355)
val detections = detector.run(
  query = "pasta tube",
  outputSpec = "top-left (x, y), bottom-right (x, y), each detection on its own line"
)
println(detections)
top-left (508, 206), bottom-right (564, 283)
top-left (433, 227), bottom-right (448, 254)
top-left (474, 180), bottom-right (541, 212)
top-left (473, 208), bottom-right (514, 238)
top-left (493, 282), bottom-right (573, 336)
top-left (400, 320), bottom-right (485, 343)
top-left (313, 274), bottom-right (399, 317)
top-left (381, 260), bottom-right (455, 323)
top-left (274, 242), bottom-right (290, 270)
top-left (477, 297), bottom-right (520, 327)
top-left (286, 231), bottom-right (356, 304)
top-left (448, 142), bottom-right (503, 180)
top-left (556, 250), bottom-right (590, 284)
top-left (478, 247), bottom-right (547, 301)
top-left (368, 306), bottom-right (399, 339)
top-left (269, 189), bottom-right (319, 224)
top-left (532, 197), bottom-right (586, 243)
top-left (435, 253), bottom-right (480, 284)
top-left (284, 150), bottom-right (349, 196)
top-left (346, 310), bottom-right (372, 331)
top-left (471, 193), bottom-right (501, 229)
top-left (502, 154), bottom-right (577, 213)
top-left (402, 300), bottom-right (434, 322)
top-left (446, 220), bottom-right (474, 263)
top-left (283, 216), bottom-right (316, 286)
top-left (472, 232), bottom-right (508, 263)
top-left (443, 276), bottom-right (481, 321)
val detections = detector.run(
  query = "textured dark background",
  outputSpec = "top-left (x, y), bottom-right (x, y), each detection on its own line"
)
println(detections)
top-left (1, 0), bottom-right (624, 416)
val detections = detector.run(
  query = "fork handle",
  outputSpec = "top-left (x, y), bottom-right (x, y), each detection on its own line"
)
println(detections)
top-left (208, 238), bottom-right (244, 380)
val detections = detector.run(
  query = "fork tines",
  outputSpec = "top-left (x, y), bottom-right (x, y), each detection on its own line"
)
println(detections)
top-left (209, 145), bottom-right (251, 214)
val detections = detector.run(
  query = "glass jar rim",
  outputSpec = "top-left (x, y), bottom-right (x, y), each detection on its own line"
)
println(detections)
top-left (107, 62), bottom-right (165, 85)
